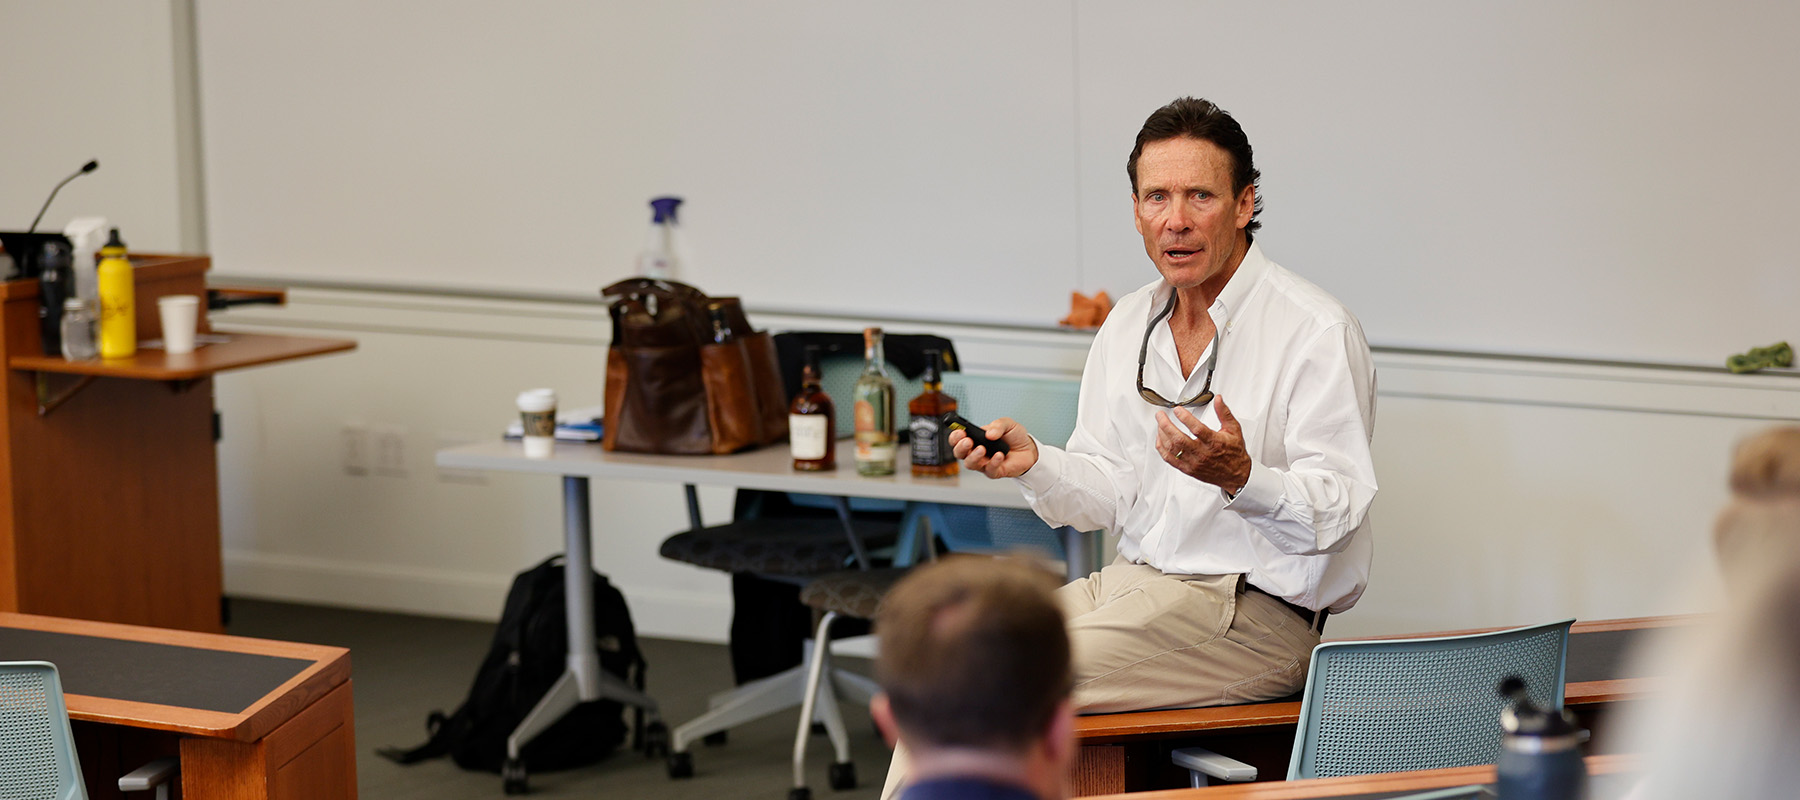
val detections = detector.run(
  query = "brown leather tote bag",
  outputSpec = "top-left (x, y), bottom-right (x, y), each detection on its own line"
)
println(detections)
top-left (601, 279), bottom-right (788, 454)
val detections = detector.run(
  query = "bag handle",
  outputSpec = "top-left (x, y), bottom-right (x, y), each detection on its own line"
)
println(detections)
top-left (602, 278), bottom-right (710, 306)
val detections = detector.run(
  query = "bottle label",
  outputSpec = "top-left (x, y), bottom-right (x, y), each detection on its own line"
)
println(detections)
top-left (854, 401), bottom-right (894, 459)
top-left (910, 415), bottom-right (944, 466)
top-left (790, 414), bottom-right (829, 460)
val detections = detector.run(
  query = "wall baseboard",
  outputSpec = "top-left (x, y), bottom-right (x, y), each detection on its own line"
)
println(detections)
top-left (223, 550), bottom-right (734, 642)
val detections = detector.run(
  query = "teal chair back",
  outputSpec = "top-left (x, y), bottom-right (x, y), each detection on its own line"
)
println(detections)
top-left (0, 661), bottom-right (88, 800)
top-left (785, 348), bottom-right (925, 515)
top-left (894, 374), bottom-right (1085, 563)
top-left (941, 373), bottom-right (1081, 449)
top-left (1386, 788), bottom-right (1492, 800)
top-left (1289, 619), bottom-right (1574, 780)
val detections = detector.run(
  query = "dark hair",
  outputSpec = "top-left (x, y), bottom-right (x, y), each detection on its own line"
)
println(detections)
top-left (875, 555), bottom-right (1071, 753)
top-left (1126, 97), bottom-right (1263, 238)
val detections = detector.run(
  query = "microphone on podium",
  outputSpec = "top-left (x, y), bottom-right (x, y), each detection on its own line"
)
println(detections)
top-left (27, 160), bottom-right (100, 233)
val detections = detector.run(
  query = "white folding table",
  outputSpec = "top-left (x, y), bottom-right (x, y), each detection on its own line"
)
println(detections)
top-left (434, 438), bottom-right (1097, 792)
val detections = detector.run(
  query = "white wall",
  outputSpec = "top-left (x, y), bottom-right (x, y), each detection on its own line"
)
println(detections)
top-left (0, 0), bottom-right (194, 251)
top-left (7, 3), bottom-right (1800, 645)
top-left (210, 290), bottom-right (1800, 641)
top-left (188, 0), bottom-right (1800, 364)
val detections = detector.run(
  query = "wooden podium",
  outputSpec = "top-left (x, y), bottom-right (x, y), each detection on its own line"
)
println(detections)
top-left (0, 254), bottom-right (354, 633)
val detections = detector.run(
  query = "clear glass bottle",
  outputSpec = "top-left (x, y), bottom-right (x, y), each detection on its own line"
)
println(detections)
top-left (59, 298), bottom-right (97, 360)
top-left (789, 346), bottom-right (835, 471)
top-left (852, 327), bottom-right (896, 476)
top-left (908, 349), bottom-right (958, 477)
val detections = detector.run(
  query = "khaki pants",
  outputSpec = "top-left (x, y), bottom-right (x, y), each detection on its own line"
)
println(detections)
top-left (880, 562), bottom-right (1319, 799)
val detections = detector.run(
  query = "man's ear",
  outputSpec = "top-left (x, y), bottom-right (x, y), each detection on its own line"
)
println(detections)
top-left (871, 693), bottom-right (900, 749)
top-left (1043, 697), bottom-right (1077, 767)
top-left (1132, 191), bottom-right (1147, 237)
top-left (1234, 184), bottom-right (1256, 230)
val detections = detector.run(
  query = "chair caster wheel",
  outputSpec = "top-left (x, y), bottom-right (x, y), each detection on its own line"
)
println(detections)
top-left (666, 751), bottom-right (694, 779)
top-left (642, 721), bottom-right (671, 759)
top-left (788, 788), bottom-right (812, 800)
top-left (502, 758), bottom-right (529, 795)
top-left (829, 761), bottom-right (857, 790)
top-left (703, 730), bottom-right (728, 746)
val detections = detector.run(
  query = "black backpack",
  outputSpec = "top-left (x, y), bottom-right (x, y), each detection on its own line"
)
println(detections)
top-left (379, 555), bottom-right (645, 773)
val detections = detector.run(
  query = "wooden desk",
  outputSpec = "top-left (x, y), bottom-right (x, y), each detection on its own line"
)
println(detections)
top-left (1070, 616), bottom-right (1685, 795)
top-left (0, 611), bottom-right (356, 800)
top-left (1083, 754), bottom-right (1639, 800)
top-left (0, 254), bottom-right (355, 632)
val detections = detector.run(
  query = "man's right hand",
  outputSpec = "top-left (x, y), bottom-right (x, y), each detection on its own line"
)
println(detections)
top-left (949, 417), bottom-right (1038, 478)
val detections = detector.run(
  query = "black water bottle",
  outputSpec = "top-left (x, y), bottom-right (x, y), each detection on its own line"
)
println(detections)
top-left (1495, 676), bottom-right (1586, 800)
top-left (37, 240), bottom-right (75, 356)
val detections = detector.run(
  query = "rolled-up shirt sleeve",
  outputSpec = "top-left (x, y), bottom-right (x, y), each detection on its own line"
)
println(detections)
top-left (1224, 321), bottom-right (1377, 556)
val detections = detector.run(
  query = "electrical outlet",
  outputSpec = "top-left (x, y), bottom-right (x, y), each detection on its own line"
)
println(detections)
top-left (373, 425), bottom-right (408, 477)
top-left (341, 425), bottom-right (369, 476)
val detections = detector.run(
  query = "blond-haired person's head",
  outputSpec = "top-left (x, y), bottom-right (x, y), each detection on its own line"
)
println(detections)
top-left (1714, 426), bottom-right (1800, 577)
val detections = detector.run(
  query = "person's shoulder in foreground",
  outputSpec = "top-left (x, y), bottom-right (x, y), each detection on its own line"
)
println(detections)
top-left (875, 555), bottom-right (1075, 800)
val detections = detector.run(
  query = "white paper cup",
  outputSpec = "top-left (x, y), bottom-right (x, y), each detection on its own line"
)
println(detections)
top-left (517, 388), bottom-right (557, 458)
top-left (158, 294), bottom-right (200, 355)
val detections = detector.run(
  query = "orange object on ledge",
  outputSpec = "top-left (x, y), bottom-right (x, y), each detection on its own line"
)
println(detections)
top-left (1060, 290), bottom-right (1113, 329)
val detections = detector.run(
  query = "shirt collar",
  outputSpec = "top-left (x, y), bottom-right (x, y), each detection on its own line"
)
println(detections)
top-left (1213, 241), bottom-right (1270, 331)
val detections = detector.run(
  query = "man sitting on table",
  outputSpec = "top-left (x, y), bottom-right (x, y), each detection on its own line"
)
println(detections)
top-left (953, 96), bottom-right (1378, 713)
top-left (872, 555), bottom-right (1076, 800)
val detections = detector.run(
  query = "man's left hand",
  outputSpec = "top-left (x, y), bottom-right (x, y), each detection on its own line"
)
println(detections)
top-left (1156, 397), bottom-right (1252, 494)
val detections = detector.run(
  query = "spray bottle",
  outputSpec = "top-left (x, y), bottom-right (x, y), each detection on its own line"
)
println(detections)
top-left (636, 196), bottom-right (684, 280)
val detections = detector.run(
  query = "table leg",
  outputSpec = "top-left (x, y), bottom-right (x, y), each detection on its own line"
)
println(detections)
top-left (1062, 526), bottom-right (1097, 582)
top-left (830, 496), bottom-right (872, 569)
top-left (504, 476), bottom-right (661, 775)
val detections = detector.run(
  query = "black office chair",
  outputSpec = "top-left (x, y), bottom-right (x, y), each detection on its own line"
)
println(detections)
top-left (655, 332), bottom-right (957, 784)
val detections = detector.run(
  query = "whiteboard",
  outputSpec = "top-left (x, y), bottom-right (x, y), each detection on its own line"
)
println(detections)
top-left (195, 0), bottom-right (1800, 364)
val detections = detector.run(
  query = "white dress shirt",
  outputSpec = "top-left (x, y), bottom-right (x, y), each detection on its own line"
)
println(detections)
top-left (1017, 243), bottom-right (1378, 612)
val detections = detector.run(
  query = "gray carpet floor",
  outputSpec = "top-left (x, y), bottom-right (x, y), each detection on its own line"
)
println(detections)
top-left (225, 598), bottom-right (891, 799)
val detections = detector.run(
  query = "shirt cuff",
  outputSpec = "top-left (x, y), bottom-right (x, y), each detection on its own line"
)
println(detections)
top-left (1224, 462), bottom-right (1281, 515)
top-left (1013, 438), bottom-right (1062, 500)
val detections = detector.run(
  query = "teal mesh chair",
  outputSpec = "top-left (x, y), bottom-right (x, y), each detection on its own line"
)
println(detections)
top-left (893, 373), bottom-right (1091, 566)
top-left (0, 661), bottom-right (179, 800)
top-left (1, 661), bottom-right (84, 800)
top-left (1387, 788), bottom-right (1494, 800)
top-left (1173, 619), bottom-right (1574, 786)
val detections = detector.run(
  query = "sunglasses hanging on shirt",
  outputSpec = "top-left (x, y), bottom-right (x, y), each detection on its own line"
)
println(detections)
top-left (1136, 292), bottom-right (1217, 408)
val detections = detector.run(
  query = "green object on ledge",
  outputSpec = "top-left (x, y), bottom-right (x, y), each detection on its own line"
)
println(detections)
top-left (1727, 341), bottom-right (1794, 374)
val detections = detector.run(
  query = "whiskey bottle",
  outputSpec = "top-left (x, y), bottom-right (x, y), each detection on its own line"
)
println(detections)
top-left (790, 346), bottom-right (835, 471)
top-left (852, 327), bottom-right (896, 476)
top-left (908, 349), bottom-right (958, 477)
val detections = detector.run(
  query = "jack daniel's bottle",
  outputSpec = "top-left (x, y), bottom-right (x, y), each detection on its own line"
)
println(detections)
top-left (908, 349), bottom-right (957, 477)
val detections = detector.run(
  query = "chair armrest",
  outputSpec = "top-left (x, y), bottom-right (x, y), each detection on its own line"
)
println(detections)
top-left (1171, 746), bottom-right (1258, 785)
top-left (119, 757), bottom-right (179, 792)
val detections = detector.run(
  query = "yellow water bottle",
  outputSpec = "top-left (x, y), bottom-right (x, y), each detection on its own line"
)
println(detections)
top-left (96, 228), bottom-right (135, 359)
